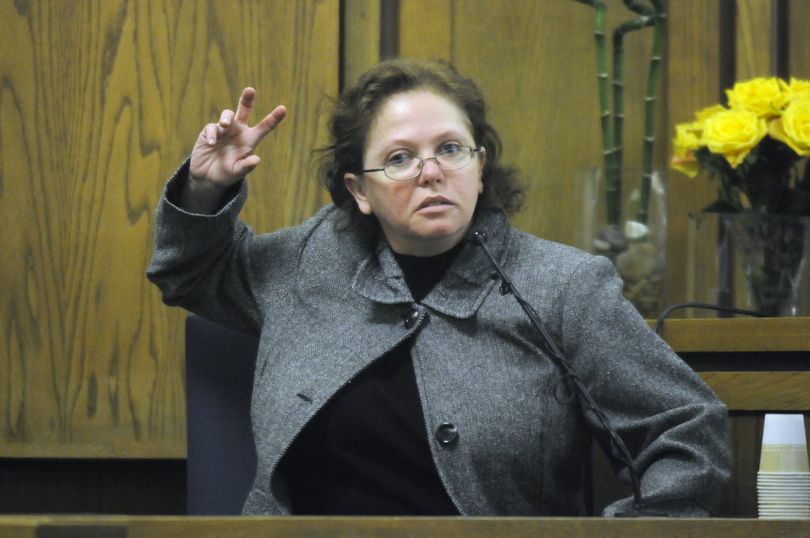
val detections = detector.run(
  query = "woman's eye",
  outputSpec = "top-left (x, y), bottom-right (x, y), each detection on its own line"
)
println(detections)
top-left (439, 143), bottom-right (463, 155)
top-left (387, 153), bottom-right (413, 167)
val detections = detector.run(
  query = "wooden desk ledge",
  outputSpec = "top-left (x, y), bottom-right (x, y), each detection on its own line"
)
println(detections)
top-left (654, 317), bottom-right (810, 353)
top-left (0, 516), bottom-right (808, 538)
top-left (699, 371), bottom-right (810, 411)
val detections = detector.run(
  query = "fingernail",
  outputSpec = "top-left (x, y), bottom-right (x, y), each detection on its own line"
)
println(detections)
top-left (207, 138), bottom-right (215, 145)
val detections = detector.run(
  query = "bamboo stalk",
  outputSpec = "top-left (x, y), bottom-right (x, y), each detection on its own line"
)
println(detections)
top-left (614, 0), bottom-right (656, 226)
top-left (636, 0), bottom-right (666, 225)
top-left (573, 0), bottom-right (620, 224)
top-left (614, 1), bottom-right (655, 173)
top-left (573, 0), bottom-right (666, 228)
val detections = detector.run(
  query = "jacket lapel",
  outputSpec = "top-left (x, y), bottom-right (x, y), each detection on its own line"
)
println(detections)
top-left (351, 208), bottom-right (513, 319)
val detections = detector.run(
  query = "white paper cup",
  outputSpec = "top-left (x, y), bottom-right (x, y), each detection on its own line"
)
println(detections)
top-left (763, 414), bottom-right (807, 444)
top-left (760, 414), bottom-right (809, 472)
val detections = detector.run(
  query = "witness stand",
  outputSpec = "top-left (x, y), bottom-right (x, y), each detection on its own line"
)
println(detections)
top-left (0, 514), bottom-right (807, 537)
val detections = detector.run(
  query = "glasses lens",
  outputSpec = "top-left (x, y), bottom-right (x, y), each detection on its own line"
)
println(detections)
top-left (385, 157), bottom-right (421, 180)
top-left (437, 147), bottom-right (474, 171)
top-left (383, 147), bottom-right (476, 180)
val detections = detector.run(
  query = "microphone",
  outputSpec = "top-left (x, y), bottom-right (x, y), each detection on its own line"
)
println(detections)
top-left (471, 230), bottom-right (668, 517)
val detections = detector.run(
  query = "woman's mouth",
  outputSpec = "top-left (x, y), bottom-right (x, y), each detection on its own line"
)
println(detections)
top-left (417, 197), bottom-right (453, 211)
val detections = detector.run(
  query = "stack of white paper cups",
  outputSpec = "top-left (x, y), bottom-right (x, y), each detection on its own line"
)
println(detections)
top-left (757, 414), bottom-right (810, 519)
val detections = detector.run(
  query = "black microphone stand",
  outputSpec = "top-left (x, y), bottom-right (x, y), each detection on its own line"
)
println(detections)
top-left (472, 231), bottom-right (668, 517)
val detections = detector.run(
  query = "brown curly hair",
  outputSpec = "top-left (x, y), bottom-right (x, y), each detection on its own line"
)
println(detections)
top-left (316, 58), bottom-right (524, 225)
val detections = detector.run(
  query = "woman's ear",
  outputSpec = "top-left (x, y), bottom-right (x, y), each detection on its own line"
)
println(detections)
top-left (343, 173), bottom-right (373, 215)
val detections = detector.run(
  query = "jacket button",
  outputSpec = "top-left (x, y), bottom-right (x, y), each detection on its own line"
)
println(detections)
top-left (435, 422), bottom-right (459, 446)
top-left (404, 308), bottom-right (421, 329)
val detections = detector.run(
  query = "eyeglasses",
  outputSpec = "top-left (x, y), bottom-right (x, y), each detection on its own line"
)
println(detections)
top-left (360, 145), bottom-right (482, 181)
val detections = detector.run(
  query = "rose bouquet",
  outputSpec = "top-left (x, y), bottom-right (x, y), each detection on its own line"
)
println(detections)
top-left (671, 77), bottom-right (810, 315)
top-left (671, 77), bottom-right (810, 215)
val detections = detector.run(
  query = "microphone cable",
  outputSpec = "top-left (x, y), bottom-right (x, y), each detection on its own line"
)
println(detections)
top-left (653, 302), bottom-right (770, 334)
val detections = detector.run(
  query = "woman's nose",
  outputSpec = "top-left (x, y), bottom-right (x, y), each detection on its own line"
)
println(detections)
top-left (418, 157), bottom-right (443, 184)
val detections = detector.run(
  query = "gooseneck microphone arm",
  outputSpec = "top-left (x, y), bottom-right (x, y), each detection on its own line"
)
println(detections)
top-left (472, 231), bottom-right (652, 514)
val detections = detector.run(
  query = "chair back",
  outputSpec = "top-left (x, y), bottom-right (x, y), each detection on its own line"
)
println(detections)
top-left (185, 314), bottom-right (259, 515)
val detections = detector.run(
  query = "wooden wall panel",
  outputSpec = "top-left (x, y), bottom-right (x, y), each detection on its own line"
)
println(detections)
top-left (399, 0), bottom-right (452, 60)
top-left (788, 0), bottom-right (810, 79)
top-left (665, 1), bottom-right (723, 310)
top-left (344, 0), bottom-right (382, 88)
top-left (735, 0), bottom-right (775, 79)
top-left (0, 0), bottom-right (338, 458)
top-left (450, 1), bottom-right (594, 245)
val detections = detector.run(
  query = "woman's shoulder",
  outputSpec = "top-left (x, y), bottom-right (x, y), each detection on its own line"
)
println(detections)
top-left (508, 227), bottom-right (604, 273)
top-left (294, 204), bottom-right (371, 253)
top-left (261, 204), bottom-right (374, 275)
top-left (504, 228), bottom-right (626, 310)
top-left (253, 204), bottom-right (342, 247)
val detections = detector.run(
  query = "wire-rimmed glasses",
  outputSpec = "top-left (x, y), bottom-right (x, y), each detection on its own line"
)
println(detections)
top-left (360, 145), bottom-right (482, 181)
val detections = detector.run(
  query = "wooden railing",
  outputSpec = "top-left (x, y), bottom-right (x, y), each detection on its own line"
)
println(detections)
top-left (0, 515), bottom-right (808, 538)
top-left (658, 317), bottom-right (810, 411)
top-left (658, 316), bottom-right (810, 353)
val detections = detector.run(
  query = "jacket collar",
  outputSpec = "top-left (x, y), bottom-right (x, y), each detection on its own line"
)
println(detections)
top-left (351, 208), bottom-right (513, 319)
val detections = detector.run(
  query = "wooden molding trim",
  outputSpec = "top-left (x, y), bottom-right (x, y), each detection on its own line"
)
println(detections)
top-left (657, 317), bottom-right (810, 352)
top-left (700, 371), bottom-right (810, 411)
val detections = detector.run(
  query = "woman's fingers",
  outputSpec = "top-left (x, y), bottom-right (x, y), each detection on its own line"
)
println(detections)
top-left (202, 123), bottom-right (218, 145)
top-left (232, 155), bottom-right (261, 177)
top-left (234, 87), bottom-right (257, 124)
top-left (253, 105), bottom-right (288, 141)
top-left (219, 109), bottom-right (234, 127)
top-left (198, 106), bottom-right (240, 146)
top-left (192, 89), bottom-right (285, 183)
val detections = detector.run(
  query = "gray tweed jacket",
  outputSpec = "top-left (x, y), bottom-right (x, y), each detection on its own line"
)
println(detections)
top-left (148, 164), bottom-right (730, 516)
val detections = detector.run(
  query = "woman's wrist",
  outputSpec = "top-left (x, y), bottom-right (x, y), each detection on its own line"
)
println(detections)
top-left (180, 172), bottom-right (229, 214)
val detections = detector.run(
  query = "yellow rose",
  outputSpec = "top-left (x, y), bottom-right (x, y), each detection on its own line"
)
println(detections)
top-left (769, 97), bottom-right (810, 156)
top-left (702, 109), bottom-right (767, 167)
top-left (695, 104), bottom-right (726, 123)
top-left (726, 77), bottom-right (790, 118)
top-left (787, 78), bottom-right (810, 101)
top-left (670, 122), bottom-right (702, 177)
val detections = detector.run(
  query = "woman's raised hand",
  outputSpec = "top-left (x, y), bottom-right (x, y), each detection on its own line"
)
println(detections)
top-left (183, 88), bottom-right (286, 212)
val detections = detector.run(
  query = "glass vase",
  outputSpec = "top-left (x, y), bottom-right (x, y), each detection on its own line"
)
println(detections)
top-left (577, 167), bottom-right (668, 318)
top-left (687, 212), bottom-right (810, 316)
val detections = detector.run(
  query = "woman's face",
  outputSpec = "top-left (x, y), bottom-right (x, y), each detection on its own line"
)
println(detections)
top-left (344, 90), bottom-right (485, 256)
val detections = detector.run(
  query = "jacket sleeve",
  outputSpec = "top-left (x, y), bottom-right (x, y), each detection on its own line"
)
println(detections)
top-left (146, 159), bottom-right (302, 336)
top-left (559, 254), bottom-right (732, 517)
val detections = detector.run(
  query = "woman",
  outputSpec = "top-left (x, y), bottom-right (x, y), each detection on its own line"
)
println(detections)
top-left (148, 59), bottom-right (730, 516)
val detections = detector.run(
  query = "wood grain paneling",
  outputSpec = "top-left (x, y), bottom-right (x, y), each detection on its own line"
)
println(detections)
top-left (700, 371), bottom-right (810, 410)
top-left (3, 515), bottom-right (810, 537)
top-left (735, 0), bottom-right (775, 79)
top-left (452, 0), bottom-right (591, 245)
top-left (0, 0), bottom-right (338, 458)
top-left (788, 0), bottom-right (810, 79)
top-left (399, 0), bottom-right (451, 60)
top-left (658, 316), bottom-right (810, 352)
top-left (665, 1), bottom-right (723, 310)
top-left (344, 0), bottom-right (382, 89)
